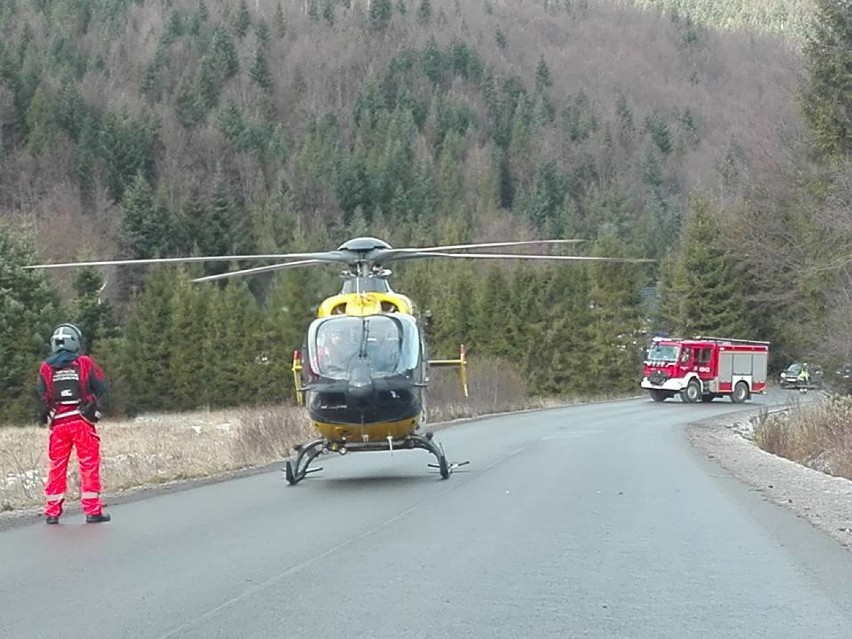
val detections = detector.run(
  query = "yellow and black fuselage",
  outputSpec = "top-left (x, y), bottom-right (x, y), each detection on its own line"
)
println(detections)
top-left (296, 290), bottom-right (426, 444)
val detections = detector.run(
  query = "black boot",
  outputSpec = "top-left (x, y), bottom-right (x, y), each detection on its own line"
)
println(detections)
top-left (45, 516), bottom-right (59, 525)
top-left (85, 513), bottom-right (111, 523)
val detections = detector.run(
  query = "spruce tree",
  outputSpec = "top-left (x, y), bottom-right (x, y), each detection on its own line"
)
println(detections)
top-left (274, 2), bottom-right (286, 36)
top-left (116, 268), bottom-right (176, 414)
top-left (585, 233), bottom-right (645, 393)
top-left (167, 272), bottom-right (212, 410)
top-left (258, 268), bottom-right (322, 403)
top-left (665, 197), bottom-right (752, 338)
top-left (369, 0), bottom-right (392, 29)
top-left (534, 266), bottom-right (591, 395)
top-left (202, 281), bottom-right (264, 407)
top-left (800, 0), bottom-right (852, 160)
top-left (0, 228), bottom-right (63, 423)
top-left (416, 0), bottom-right (431, 23)
top-left (25, 86), bottom-right (55, 154)
top-left (71, 268), bottom-right (118, 355)
top-left (535, 55), bottom-right (552, 92)
top-left (472, 265), bottom-right (513, 358)
top-left (234, 0), bottom-right (251, 37)
top-left (249, 49), bottom-right (273, 92)
top-left (98, 110), bottom-right (157, 202)
top-left (120, 174), bottom-right (176, 259)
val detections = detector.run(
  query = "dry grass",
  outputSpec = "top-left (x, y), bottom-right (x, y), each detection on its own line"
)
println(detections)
top-left (0, 358), bottom-right (556, 512)
top-left (425, 357), bottom-right (560, 423)
top-left (754, 395), bottom-right (852, 480)
top-left (0, 405), bottom-right (312, 512)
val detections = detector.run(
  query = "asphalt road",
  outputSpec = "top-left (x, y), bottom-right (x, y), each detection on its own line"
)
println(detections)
top-left (2, 393), bottom-right (852, 639)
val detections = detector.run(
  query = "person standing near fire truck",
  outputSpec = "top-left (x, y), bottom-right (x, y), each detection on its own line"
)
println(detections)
top-left (37, 323), bottom-right (111, 524)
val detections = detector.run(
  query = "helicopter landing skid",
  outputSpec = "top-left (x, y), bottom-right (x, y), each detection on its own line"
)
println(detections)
top-left (284, 438), bottom-right (326, 486)
top-left (283, 434), bottom-right (468, 484)
top-left (412, 434), bottom-right (469, 480)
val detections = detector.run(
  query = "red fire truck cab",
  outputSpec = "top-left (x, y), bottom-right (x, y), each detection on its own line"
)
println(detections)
top-left (641, 336), bottom-right (770, 403)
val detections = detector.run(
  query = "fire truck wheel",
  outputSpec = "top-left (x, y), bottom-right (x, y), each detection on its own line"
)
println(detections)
top-left (680, 379), bottom-right (701, 403)
top-left (650, 389), bottom-right (667, 402)
top-left (731, 381), bottom-right (749, 404)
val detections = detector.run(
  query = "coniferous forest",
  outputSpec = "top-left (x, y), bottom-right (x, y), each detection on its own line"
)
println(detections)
top-left (2, 0), bottom-right (851, 423)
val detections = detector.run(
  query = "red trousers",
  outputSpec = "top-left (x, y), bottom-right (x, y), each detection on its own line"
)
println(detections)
top-left (44, 417), bottom-right (103, 518)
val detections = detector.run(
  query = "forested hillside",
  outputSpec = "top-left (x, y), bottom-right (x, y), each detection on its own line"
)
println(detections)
top-left (619, 0), bottom-right (813, 39)
top-left (2, 0), bottom-right (849, 422)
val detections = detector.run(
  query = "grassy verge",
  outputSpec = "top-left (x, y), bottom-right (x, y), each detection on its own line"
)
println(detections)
top-left (1, 358), bottom-right (572, 512)
top-left (753, 395), bottom-right (852, 481)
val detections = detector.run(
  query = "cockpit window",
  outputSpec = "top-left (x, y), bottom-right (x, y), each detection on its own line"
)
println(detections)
top-left (307, 315), bottom-right (420, 379)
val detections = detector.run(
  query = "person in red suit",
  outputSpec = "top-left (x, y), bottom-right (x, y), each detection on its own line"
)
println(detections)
top-left (37, 323), bottom-right (111, 524)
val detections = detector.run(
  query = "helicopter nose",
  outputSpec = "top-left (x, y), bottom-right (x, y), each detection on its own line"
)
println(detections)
top-left (348, 362), bottom-right (373, 397)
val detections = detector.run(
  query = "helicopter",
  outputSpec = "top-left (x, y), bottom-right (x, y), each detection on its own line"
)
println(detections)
top-left (26, 236), bottom-right (654, 484)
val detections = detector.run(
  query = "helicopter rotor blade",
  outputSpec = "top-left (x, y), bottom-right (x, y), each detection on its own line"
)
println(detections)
top-left (24, 251), bottom-right (352, 270)
top-left (373, 239), bottom-right (585, 262)
top-left (390, 251), bottom-right (656, 263)
top-left (191, 259), bottom-right (326, 282)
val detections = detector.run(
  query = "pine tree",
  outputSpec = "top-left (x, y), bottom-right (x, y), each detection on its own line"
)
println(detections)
top-left (199, 174), bottom-right (254, 276)
top-left (585, 233), bottom-right (645, 393)
top-left (202, 281), bottom-right (264, 407)
top-left (645, 112), bottom-right (672, 155)
top-left (211, 28), bottom-right (240, 81)
top-left (0, 228), bottom-right (63, 423)
top-left (256, 19), bottom-right (271, 46)
top-left (535, 55), bottom-right (552, 92)
top-left (800, 0), bottom-right (852, 160)
top-left (416, 0), bottom-right (431, 23)
top-left (120, 174), bottom-right (176, 259)
top-left (495, 28), bottom-right (507, 50)
top-left (258, 268), bottom-right (322, 403)
top-left (249, 49), bottom-right (273, 92)
top-left (472, 265), bottom-right (513, 358)
top-left (55, 81), bottom-right (86, 141)
top-left (72, 268), bottom-right (118, 355)
top-left (434, 264), bottom-right (477, 355)
top-left (178, 184), bottom-right (207, 255)
top-left (321, 0), bottom-right (336, 25)
top-left (615, 93), bottom-right (635, 152)
top-left (175, 84), bottom-right (208, 129)
top-left (25, 86), bottom-right (55, 154)
top-left (192, 0), bottom-right (209, 34)
top-left (369, 0), bottom-right (392, 29)
top-left (274, 2), bottom-right (287, 36)
top-left (167, 272), bottom-right (212, 410)
top-left (665, 197), bottom-right (752, 338)
top-left (116, 268), bottom-right (176, 414)
top-left (533, 266), bottom-right (591, 395)
top-left (98, 110), bottom-right (157, 202)
top-left (77, 119), bottom-right (97, 208)
top-left (234, 0), bottom-right (251, 37)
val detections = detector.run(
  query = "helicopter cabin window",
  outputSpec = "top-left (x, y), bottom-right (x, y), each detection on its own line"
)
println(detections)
top-left (307, 315), bottom-right (420, 379)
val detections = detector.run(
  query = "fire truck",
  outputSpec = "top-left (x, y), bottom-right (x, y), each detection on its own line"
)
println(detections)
top-left (641, 336), bottom-right (770, 403)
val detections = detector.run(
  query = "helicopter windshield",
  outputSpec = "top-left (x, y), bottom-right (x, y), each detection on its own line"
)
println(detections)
top-left (308, 315), bottom-right (420, 379)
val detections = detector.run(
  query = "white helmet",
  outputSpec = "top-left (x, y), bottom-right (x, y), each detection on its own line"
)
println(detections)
top-left (50, 324), bottom-right (83, 353)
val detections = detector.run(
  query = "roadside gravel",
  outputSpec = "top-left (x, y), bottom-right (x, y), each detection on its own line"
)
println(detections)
top-left (689, 410), bottom-right (852, 551)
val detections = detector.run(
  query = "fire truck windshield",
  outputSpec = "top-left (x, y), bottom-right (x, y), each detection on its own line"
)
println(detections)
top-left (646, 343), bottom-right (679, 363)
